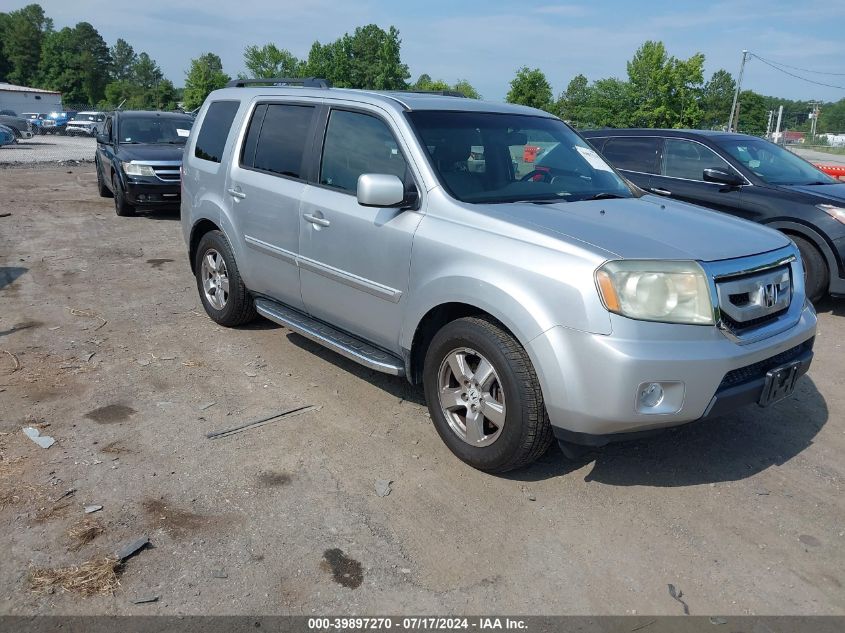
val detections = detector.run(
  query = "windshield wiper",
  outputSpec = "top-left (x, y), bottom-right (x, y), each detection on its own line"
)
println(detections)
top-left (581, 192), bottom-right (626, 200)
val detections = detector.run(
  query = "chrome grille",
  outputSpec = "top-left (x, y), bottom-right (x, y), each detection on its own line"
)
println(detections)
top-left (153, 165), bottom-right (180, 182)
top-left (715, 265), bottom-right (791, 332)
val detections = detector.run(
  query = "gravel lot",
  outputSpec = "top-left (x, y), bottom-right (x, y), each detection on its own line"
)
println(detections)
top-left (0, 166), bottom-right (843, 616)
top-left (0, 134), bottom-right (96, 166)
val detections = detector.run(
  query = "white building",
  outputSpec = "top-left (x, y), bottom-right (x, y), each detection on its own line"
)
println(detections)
top-left (0, 83), bottom-right (63, 115)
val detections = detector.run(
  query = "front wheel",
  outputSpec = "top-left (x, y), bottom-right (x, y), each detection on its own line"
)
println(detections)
top-left (423, 316), bottom-right (553, 472)
top-left (792, 235), bottom-right (828, 302)
top-left (194, 230), bottom-right (256, 327)
top-left (112, 173), bottom-right (135, 216)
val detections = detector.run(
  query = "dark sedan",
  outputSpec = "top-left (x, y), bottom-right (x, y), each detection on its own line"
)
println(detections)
top-left (581, 129), bottom-right (845, 301)
top-left (95, 111), bottom-right (194, 216)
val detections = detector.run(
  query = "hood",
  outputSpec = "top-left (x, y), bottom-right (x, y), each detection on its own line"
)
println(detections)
top-left (116, 143), bottom-right (186, 162)
top-left (782, 182), bottom-right (845, 204)
top-left (484, 194), bottom-right (789, 262)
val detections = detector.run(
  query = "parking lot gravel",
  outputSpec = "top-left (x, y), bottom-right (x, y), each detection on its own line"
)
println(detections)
top-left (0, 135), bottom-right (96, 167)
top-left (0, 166), bottom-right (843, 615)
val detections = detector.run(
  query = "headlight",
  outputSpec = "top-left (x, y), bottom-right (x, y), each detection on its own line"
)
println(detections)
top-left (122, 162), bottom-right (155, 177)
top-left (595, 260), bottom-right (714, 325)
top-left (818, 204), bottom-right (845, 224)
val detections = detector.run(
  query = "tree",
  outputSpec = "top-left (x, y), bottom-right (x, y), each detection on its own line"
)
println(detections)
top-left (304, 24), bottom-right (409, 89)
top-left (584, 77), bottom-right (631, 128)
top-left (38, 22), bottom-right (111, 104)
top-left (453, 79), bottom-right (480, 99)
top-left (0, 13), bottom-right (11, 82)
top-left (735, 90), bottom-right (767, 136)
top-left (626, 40), bottom-right (704, 128)
top-left (2, 4), bottom-right (52, 86)
top-left (110, 38), bottom-right (137, 82)
top-left (701, 69), bottom-right (735, 129)
top-left (183, 52), bottom-right (230, 110)
top-left (556, 73), bottom-right (590, 127)
top-left (506, 67), bottom-right (553, 112)
top-left (101, 52), bottom-right (175, 110)
top-left (242, 44), bottom-right (301, 78)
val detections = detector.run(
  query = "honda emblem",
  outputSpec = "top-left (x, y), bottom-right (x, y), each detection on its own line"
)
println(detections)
top-left (762, 283), bottom-right (778, 308)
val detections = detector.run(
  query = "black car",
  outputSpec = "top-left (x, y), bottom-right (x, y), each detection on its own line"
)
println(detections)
top-left (581, 129), bottom-right (845, 300)
top-left (95, 110), bottom-right (194, 216)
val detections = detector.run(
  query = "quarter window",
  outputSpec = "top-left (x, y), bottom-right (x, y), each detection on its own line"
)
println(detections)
top-left (602, 137), bottom-right (660, 174)
top-left (663, 138), bottom-right (733, 181)
top-left (194, 101), bottom-right (239, 163)
top-left (251, 104), bottom-right (315, 178)
top-left (320, 110), bottom-right (408, 194)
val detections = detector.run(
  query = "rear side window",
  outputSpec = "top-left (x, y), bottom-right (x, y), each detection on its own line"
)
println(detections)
top-left (249, 104), bottom-right (315, 178)
top-left (320, 109), bottom-right (408, 193)
top-left (194, 101), bottom-right (239, 163)
top-left (602, 137), bottom-right (660, 174)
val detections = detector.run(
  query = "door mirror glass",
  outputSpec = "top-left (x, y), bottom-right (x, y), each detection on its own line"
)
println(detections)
top-left (357, 174), bottom-right (406, 207)
top-left (95, 132), bottom-right (107, 144)
top-left (703, 168), bottom-right (743, 186)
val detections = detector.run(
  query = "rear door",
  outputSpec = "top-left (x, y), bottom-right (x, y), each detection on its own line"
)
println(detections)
top-left (227, 101), bottom-right (319, 310)
top-left (96, 116), bottom-right (115, 184)
top-left (599, 136), bottom-right (661, 190)
top-left (650, 137), bottom-right (747, 215)
top-left (298, 106), bottom-right (423, 350)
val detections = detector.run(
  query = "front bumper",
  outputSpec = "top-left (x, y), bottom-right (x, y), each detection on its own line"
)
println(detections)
top-left (527, 304), bottom-right (817, 443)
top-left (124, 179), bottom-right (181, 207)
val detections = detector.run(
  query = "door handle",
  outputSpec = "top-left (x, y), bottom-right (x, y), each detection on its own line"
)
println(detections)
top-left (649, 187), bottom-right (672, 196)
top-left (227, 188), bottom-right (246, 199)
top-left (304, 213), bottom-right (330, 227)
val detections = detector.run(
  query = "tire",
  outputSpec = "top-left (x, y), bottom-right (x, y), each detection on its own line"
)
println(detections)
top-left (792, 235), bottom-right (828, 302)
top-left (423, 316), bottom-right (553, 473)
top-left (112, 172), bottom-right (135, 216)
top-left (194, 230), bottom-right (257, 327)
top-left (96, 161), bottom-right (112, 198)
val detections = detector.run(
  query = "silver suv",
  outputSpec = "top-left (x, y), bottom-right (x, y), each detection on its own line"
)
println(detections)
top-left (181, 78), bottom-right (817, 472)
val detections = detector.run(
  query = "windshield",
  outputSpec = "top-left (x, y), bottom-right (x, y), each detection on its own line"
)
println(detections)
top-left (118, 117), bottom-right (193, 144)
top-left (717, 137), bottom-right (836, 186)
top-left (407, 111), bottom-right (635, 203)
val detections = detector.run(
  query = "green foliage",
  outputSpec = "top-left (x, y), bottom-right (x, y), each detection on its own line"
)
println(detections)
top-left (101, 52), bottom-right (176, 110)
top-left (38, 22), bottom-right (111, 105)
top-left (242, 44), bottom-right (302, 79)
top-left (183, 52), bottom-right (230, 111)
top-left (2, 4), bottom-right (52, 86)
top-left (625, 41), bottom-right (704, 128)
top-left (411, 74), bottom-right (480, 98)
top-left (821, 99), bottom-right (845, 133)
top-left (304, 24), bottom-right (409, 89)
top-left (110, 38), bottom-right (137, 82)
top-left (735, 90), bottom-right (768, 136)
top-left (506, 67), bottom-right (553, 112)
top-left (700, 69), bottom-right (735, 129)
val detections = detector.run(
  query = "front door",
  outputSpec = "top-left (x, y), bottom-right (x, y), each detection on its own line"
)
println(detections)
top-left (227, 102), bottom-right (319, 311)
top-left (298, 108), bottom-right (423, 350)
top-left (650, 137), bottom-right (746, 216)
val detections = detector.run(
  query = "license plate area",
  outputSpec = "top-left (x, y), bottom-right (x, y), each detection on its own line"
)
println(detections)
top-left (758, 361), bottom-right (802, 407)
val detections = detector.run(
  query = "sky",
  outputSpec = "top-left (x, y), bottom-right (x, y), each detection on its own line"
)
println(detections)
top-left (9, 0), bottom-right (845, 103)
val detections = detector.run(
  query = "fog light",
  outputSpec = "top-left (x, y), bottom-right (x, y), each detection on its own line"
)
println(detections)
top-left (639, 382), bottom-right (664, 408)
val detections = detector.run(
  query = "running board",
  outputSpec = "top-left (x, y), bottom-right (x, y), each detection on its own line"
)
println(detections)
top-left (254, 298), bottom-right (405, 376)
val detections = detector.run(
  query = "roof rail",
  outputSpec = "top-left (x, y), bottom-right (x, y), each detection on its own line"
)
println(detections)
top-left (391, 89), bottom-right (467, 98)
top-left (226, 77), bottom-right (331, 89)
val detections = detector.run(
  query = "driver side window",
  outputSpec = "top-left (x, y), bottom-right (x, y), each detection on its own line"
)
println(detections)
top-left (663, 139), bottom-right (735, 181)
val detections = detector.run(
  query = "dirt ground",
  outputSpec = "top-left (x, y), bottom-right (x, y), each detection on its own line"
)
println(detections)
top-left (0, 166), bottom-right (843, 616)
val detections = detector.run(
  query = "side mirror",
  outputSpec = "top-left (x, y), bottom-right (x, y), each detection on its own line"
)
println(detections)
top-left (703, 168), bottom-right (743, 187)
top-left (357, 174), bottom-right (408, 207)
top-left (95, 133), bottom-right (108, 144)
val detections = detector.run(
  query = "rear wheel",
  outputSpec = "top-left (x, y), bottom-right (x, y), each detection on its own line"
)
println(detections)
top-left (423, 316), bottom-right (553, 472)
top-left (194, 230), bottom-right (256, 327)
top-left (112, 172), bottom-right (135, 216)
top-left (791, 235), bottom-right (828, 302)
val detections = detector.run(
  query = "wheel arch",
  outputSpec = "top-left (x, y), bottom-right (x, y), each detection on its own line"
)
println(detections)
top-left (764, 219), bottom-right (842, 283)
top-left (189, 218), bottom-right (224, 273)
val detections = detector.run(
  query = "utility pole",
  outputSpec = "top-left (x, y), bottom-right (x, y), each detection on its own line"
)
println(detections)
top-left (774, 105), bottom-right (783, 144)
top-left (808, 101), bottom-right (821, 143)
top-left (765, 110), bottom-right (774, 138)
top-left (727, 50), bottom-right (749, 133)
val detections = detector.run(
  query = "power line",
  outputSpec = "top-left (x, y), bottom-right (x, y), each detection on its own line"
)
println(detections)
top-left (750, 53), bottom-right (845, 77)
top-left (749, 53), bottom-right (845, 90)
